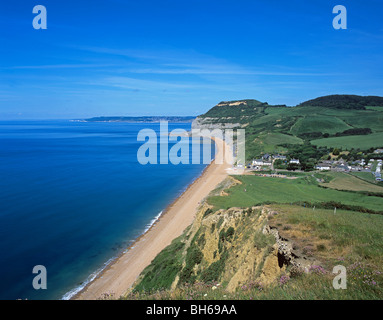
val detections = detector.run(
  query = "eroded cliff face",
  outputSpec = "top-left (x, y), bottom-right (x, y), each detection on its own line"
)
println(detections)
top-left (133, 204), bottom-right (320, 293)
top-left (170, 205), bottom-right (283, 291)
top-left (191, 117), bottom-right (241, 130)
top-left (191, 100), bottom-right (257, 130)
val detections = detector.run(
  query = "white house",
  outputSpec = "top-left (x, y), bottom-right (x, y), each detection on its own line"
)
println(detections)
top-left (316, 164), bottom-right (331, 171)
top-left (252, 159), bottom-right (272, 166)
top-left (289, 159), bottom-right (300, 164)
top-left (252, 159), bottom-right (264, 166)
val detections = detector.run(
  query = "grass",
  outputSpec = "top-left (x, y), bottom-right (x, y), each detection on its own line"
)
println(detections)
top-left (318, 172), bottom-right (383, 193)
top-left (350, 171), bottom-right (379, 184)
top-left (342, 111), bottom-right (383, 133)
top-left (311, 132), bottom-right (383, 150)
top-left (366, 106), bottom-right (383, 112)
top-left (134, 235), bottom-right (186, 292)
top-left (290, 115), bottom-right (351, 135)
top-left (207, 175), bottom-right (383, 213)
top-left (261, 132), bottom-right (303, 145)
top-left (269, 204), bottom-right (383, 267)
top-left (247, 132), bottom-right (302, 157)
top-left (123, 271), bottom-right (383, 300)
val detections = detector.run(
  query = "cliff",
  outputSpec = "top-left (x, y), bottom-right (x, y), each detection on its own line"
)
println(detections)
top-left (131, 200), bottom-right (319, 294)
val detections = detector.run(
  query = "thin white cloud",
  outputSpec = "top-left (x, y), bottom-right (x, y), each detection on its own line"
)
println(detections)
top-left (1, 64), bottom-right (114, 70)
top-left (126, 67), bottom-right (338, 76)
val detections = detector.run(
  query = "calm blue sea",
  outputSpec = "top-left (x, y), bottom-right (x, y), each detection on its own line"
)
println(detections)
top-left (0, 120), bottom-right (212, 300)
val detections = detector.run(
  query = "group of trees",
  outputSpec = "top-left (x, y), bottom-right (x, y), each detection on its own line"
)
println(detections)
top-left (334, 128), bottom-right (372, 137)
top-left (298, 128), bottom-right (372, 141)
top-left (298, 94), bottom-right (383, 110)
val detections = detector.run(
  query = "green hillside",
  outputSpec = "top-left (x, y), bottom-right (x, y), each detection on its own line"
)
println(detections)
top-left (194, 95), bottom-right (383, 163)
top-left (311, 132), bottom-right (383, 149)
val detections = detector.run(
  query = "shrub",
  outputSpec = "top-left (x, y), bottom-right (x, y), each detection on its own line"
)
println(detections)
top-left (253, 232), bottom-right (275, 250)
top-left (200, 250), bottom-right (228, 283)
top-left (225, 227), bottom-right (235, 241)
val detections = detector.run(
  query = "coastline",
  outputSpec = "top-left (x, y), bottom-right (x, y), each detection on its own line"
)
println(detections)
top-left (72, 137), bottom-right (232, 300)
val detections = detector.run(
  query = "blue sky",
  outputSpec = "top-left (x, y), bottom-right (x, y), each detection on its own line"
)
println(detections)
top-left (1, 0), bottom-right (383, 119)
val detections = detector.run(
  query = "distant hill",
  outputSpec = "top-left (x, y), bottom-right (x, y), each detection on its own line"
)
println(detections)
top-left (192, 94), bottom-right (383, 163)
top-left (298, 95), bottom-right (383, 110)
top-left (80, 116), bottom-right (195, 123)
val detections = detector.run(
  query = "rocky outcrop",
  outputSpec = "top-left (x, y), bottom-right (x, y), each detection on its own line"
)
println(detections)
top-left (167, 206), bottom-right (285, 292)
top-left (191, 117), bottom-right (241, 130)
top-left (263, 220), bottom-right (321, 273)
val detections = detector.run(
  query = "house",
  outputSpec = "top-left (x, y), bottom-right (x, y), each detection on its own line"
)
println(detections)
top-left (333, 165), bottom-right (349, 172)
top-left (263, 161), bottom-right (272, 166)
top-left (316, 164), bottom-right (331, 171)
top-left (273, 154), bottom-right (287, 160)
top-left (353, 160), bottom-right (366, 166)
top-left (289, 159), bottom-right (300, 164)
top-left (262, 153), bottom-right (270, 161)
top-left (336, 159), bottom-right (347, 165)
top-left (374, 149), bottom-right (383, 154)
top-left (252, 159), bottom-right (264, 166)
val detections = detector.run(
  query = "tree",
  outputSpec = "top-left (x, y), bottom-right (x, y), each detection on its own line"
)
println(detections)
top-left (287, 163), bottom-right (300, 171)
top-left (333, 148), bottom-right (340, 156)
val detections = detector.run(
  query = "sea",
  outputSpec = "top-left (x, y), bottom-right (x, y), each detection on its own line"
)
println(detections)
top-left (0, 120), bottom-right (213, 300)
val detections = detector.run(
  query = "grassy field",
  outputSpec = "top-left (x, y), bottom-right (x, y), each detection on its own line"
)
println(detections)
top-left (342, 112), bottom-right (383, 133)
top-left (311, 132), bottom-right (383, 150)
top-left (247, 132), bottom-right (303, 156)
top-left (269, 204), bottom-right (383, 265)
top-left (261, 132), bottom-right (303, 145)
top-left (207, 175), bottom-right (383, 213)
top-left (350, 171), bottom-right (379, 184)
top-left (317, 172), bottom-right (383, 193)
top-left (366, 106), bottom-right (383, 112)
top-left (290, 115), bottom-right (351, 135)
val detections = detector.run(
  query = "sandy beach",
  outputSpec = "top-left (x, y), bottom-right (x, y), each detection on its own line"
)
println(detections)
top-left (74, 137), bottom-right (232, 300)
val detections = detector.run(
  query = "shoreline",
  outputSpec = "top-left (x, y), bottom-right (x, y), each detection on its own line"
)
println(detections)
top-left (72, 138), bottom-right (232, 300)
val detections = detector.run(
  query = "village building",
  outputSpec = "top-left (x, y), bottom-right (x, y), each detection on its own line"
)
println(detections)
top-left (252, 159), bottom-right (264, 166)
top-left (316, 163), bottom-right (331, 171)
top-left (333, 165), bottom-right (349, 172)
top-left (262, 154), bottom-right (271, 161)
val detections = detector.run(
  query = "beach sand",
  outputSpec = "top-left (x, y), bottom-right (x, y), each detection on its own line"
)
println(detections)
top-left (74, 138), bottom-right (232, 300)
